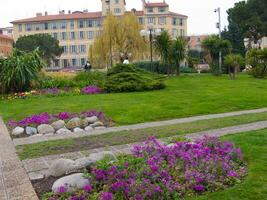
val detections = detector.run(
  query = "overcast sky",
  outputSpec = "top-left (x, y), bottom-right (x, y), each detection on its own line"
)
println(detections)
top-left (0, 0), bottom-right (241, 35)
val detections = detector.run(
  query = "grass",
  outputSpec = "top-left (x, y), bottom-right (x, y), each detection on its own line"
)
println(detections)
top-left (16, 111), bottom-right (267, 160)
top-left (189, 129), bottom-right (267, 200)
top-left (2, 74), bottom-right (267, 125)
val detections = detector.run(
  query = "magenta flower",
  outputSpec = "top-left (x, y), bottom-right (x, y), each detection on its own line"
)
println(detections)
top-left (193, 185), bottom-right (205, 192)
top-left (100, 192), bottom-right (113, 200)
top-left (83, 184), bottom-right (93, 192)
top-left (81, 86), bottom-right (103, 95)
top-left (57, 186), bottom-right (67, 193)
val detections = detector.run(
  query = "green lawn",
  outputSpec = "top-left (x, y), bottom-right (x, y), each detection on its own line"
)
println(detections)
top-left (1, 74), bottom-right (267, 125)
top-left (16, 111), bottom-right (267, 160)
top-left (189, 129), bottom-right (267, 200)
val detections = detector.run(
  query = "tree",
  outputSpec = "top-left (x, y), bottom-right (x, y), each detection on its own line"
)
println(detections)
top-left (227, 0), bottom-right (267, 46)
top-left (14, 34), bottom-right (63, 66)
top-left (0, 49), bottom-right (43, 94)
top-left (154, 31), bottom-right (172, 74)
top-left (170, 37), bottom-right (187, 75)
top-left (202, 35), bottom-right (232, 75)
top-left (224, 54), bottom-right (244, 79)
top-left (90, 13), bottom-right (147, 68)
top-left (246, 48), bottom-right (267, 78)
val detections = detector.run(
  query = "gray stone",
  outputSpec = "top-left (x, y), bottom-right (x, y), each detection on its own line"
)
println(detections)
top-left (37, 124), bottom-right (55, 135)
top-left (51, 120), bottom-right (66, 131)
top-left (12, 127), bottom-right (24, 136)
top-left (28, 172), bottom-right (45, 181)
top-left (52, 173), bottom-right (90, 193)
top-left (56, 128), bottom-right (72, 135)
top-left (90, 121), bottom-right (104, 128)
top-left (46, 159), bottom-right (76, 177)
top-left (74, 157), bottom-right (94, 168)
top-left (84, 126), bottom-right (93, 132)
top-left (85, 116), bottom-right (98, 124)
top-left (73, 127), bottom-right (84, 133)
top-left (88, 151), bottom-right (117, 163)
top-left (66, 117), bottom-right (82, 130)
top-left (95, 126), bottom-right (106, 130)
top-left (25, 127), bottom-right (37, 135)
top-left (30, 134), bottom-right (43, 137)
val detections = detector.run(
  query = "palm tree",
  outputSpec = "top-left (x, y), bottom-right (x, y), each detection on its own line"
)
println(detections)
top-left (224, 54), bottom-right (244, 79)
top-left (170, 37), bottom-right (187, 75)
top-left (154, 31), bottom-right (172, 74)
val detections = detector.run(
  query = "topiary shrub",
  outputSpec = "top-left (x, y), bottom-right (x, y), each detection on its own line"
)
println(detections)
top-left (105, 64), bottom-right (165, 93)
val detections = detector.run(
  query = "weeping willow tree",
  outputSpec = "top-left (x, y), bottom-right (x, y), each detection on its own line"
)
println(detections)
top-left (89, 13), bottom-right (147, 68)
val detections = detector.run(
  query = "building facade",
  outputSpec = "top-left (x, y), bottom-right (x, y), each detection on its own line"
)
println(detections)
top-left (0, 34), bottom-right (13, 57)
top-left (0, 27), bottom-right (13, 37)
top-left (12, 0), bottom-right (187, 68)
top-left (188, 35), bottom-right (209, 52)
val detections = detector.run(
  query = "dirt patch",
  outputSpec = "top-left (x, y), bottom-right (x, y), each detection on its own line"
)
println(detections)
top-left (32, 177), bottom-right (57, 198)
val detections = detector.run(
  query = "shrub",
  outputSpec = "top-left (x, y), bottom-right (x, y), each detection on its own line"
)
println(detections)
top-left (74, 71), bottom-right (106, 88)
top-left (133, 61), bottom-right (167, 74)
top-left (45, 136), bottom-right (247, 200)
top-left (246, 48), bottom-right (267, 78)
top-left (0, 49), bottom-right (43, 94)
top-left (105, 64), bottom-right (165, 93)
top-left (180, 67), bottom-right (197, 73)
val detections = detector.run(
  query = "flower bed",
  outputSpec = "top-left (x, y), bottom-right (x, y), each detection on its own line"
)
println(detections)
top-left (1, 86), bottom-right (103, 100)
top-left (44, 136), bottom-right (247, 200)
top-left (7, 110), bottom-right (112, 137)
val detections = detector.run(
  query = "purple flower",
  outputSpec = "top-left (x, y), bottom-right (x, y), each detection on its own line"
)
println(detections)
top-left (81, 86), bottom-right (103, 95)
top-left (193, 185), bottom-right (205, 192)
top-left (83, 184), bottom-right (93, 192)
top-left (100, 192), bottom-right (113, 200)
top-left (57, 112), bottom-right (71, 120)
top-left (57, 186), bottom-right (67, 193)
top-left (228, 171), bottom-right (238, 177)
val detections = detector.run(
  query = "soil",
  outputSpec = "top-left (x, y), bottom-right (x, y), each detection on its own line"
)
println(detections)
top-left (32, 177), bottom-right (57, 198)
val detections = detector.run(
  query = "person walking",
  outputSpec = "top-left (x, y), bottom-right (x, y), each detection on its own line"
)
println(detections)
top-left (123, 57), bottom-right (130, 65)
top-left (84, 61), bottom-right (92, 71)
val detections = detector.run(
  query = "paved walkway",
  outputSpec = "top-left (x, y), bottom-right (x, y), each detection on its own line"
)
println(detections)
top-left (13, 107), bottom-right (267, 146)
top-left (0, 118), bottom-right (38, 200)
top-left (22, 120), bottom-right (267, 180)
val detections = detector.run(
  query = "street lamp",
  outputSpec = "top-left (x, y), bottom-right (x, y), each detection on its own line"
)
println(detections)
top-left (214, 7), bottom-right (222, 73)
top-left (140, 24), bottom-right (161, 65)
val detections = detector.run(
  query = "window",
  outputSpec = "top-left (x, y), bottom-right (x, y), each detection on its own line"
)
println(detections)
top-left (79, 31), bottom-right (84, 39)
top-left (52, 22), bottom-right (57, 29)
top-left (79, 45), bottom-right (86, 53)
top-left (19, 24), bottom-right (22, 32)
top-left (87, 20), bottom-right (93, 27)
top-left (172, 29), bottom-right (177, 37)
top-left (44, 23), bottom-right (48, 30)
top-left (72, 59), bottom-right (77, 67)
top-left (70, 32), bottom-right (76, 40)
top-left (115, 0), bottom-right (119, 4)
top-left (147, 17), bottom-right (155, 24)
top-left (88, 31), bottom-right (94, 39)
top-left (52, 33), bottom-right (58, 39)
top-left (138, 17), bottom-right (144, 24)
top-left (63, 59), bottom-right (69, 67)
top-left (70, 45), bottom-right (77, 53)
top-left (179, 19), bottom-right (184, 26)
top-left (147, 7), bottom-right (153, 13)
top-left (61, 32), bottom-right (67, 40)
top-left (159, 7), bottom-right (166, 12)
top-left (25, 24), bottom-right (32, 31)
top-left (81, 58), bottom-right (86, 66)
top-left (53, 59), bottom-right (60, 67)
top-left (70, 21), bottom-right (75, 29)
top-left (159, 17), bottom-right (166, 25)
top-left (180, 29), bottom-right (185, 36)
top-left (61, 22), bottom-right (66, 29)
top-left (95, 20), bottom-right (101, 27)
top-left (114, 8), bottom-right (121, 13)
top-left (79, 20), bottom-right (84, 28)
top-left (172, 18), bottom-right (177, 25)
top-left (62, 46), bottom-right (68, 53)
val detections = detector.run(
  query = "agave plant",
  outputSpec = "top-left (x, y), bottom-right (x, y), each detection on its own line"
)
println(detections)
top-left (0, 48), bottom-right (43, 94)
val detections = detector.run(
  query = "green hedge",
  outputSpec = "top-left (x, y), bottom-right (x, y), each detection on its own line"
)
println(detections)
top-left (133, 61), bottom-right (168, 74)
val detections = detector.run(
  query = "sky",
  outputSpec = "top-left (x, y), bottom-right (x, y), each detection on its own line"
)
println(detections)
top-left (0, 0), bottom-right (241, 35)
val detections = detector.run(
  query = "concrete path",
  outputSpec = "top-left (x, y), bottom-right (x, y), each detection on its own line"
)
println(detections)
top-left (13, 107), bottom-right (267, 146)
top-left (22, 120), bottom-right (267, 180)
top-left (0, 118), bottom-right (38, 200)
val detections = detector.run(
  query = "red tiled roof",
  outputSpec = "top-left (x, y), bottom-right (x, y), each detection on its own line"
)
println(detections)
top-left (135, 11), bottom-right (145, 16)
top-left (11, 12), bottom-right (102, 24)
top-left (0, 34), bottom-right (13, 41)
top-left (144, 2), bottom-right (169, 7)
top-left (169, 12), bottom-right (188, 18)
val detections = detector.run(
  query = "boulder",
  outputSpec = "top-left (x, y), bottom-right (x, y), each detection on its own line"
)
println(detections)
top-left (85, 116), bottom-right (98, 124)
top-left (46, 159), bottom-right (76, 177)
top-left (88, 151), bottom-right (117, 163)
top-left (74, 157), bottom-right (95, 168)
top-left (90, 121), bottom-right (104, 128)
top-left (11, 127), bottom-right (24, 136)
top-left (56, 128), bottom-right (72, 134)
top-left (51, 120), bottom-right (66, 131)
top-left (82, 118), bottom-right (89, 128)
top-left (37, 124), bottom-right (55, 135)
top-left (66, 117), bottom-right (82, 130)
top-left (52, 173), bottom-right (90, 193)
top-left (73, 127), bottom-right (84, 133)
top-left (94, 126), bottom-right (106, 131)
top-left (25, 127), bottom-right (37, 135)
top-left (84, 126), bottom-right (93, 132)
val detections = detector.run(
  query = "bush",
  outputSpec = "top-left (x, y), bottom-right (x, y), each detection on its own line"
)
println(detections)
top-left (0, 49), bottom-right (43, 94)
top-left (133, 61), bottom-right (168, 74)
top-left (74, 71), bottom-right (106, 88)
top-left (180, 67), bottom-right (197, 73)
top-left (105, 64), bottom-right (165, 93)
top-left (45, 136), bottom-right (247, 200)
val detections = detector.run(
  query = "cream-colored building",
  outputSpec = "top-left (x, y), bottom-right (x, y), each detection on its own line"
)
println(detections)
top-left (12, 0), bottom-right (187, 68)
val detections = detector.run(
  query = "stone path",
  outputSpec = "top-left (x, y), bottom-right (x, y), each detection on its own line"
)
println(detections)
top-left (13, 107), bottom-right (267, 146)
top-left (0, 118), bottom-right (38, 200)
top-left (22, 120), bottom-right (267, 180)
